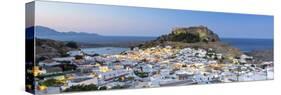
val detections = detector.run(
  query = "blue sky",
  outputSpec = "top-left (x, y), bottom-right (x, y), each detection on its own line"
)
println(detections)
top-left (33, 1), bottom-right (273, 39)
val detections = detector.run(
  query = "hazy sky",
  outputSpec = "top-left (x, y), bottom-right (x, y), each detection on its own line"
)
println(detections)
top-left (33, 1), bottom-right (273, 39)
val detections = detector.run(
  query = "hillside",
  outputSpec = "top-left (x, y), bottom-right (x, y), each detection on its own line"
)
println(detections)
top-left (36, 39), bottom-right (78, 60)
top-left (137, 26), bottom-right (242, 58)
top-left (246, 49), bottom-right (274, 61)
top-left (157, 26), bottom-right (220, 43)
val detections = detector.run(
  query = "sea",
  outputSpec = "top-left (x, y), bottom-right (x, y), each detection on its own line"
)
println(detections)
top-left (80, 38), bottom-right (273, 55)
top-left (81, 47), bottom-right (129, 55)
top-left (221, 38), bottom-right (273, 52)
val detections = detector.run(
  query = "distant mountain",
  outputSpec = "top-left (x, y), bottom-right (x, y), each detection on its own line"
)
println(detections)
top-left (26, 26), bottom-right (155, 47)
top-left (29, 26), bottom-right (99, 37)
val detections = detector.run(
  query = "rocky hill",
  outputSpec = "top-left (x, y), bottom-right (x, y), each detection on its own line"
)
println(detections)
top-left (156, 26), bottom-right (220, 43)
top-left (137, 26), bottom-right (242, 58)
top-left (36, 39), bottom-right (78, 60)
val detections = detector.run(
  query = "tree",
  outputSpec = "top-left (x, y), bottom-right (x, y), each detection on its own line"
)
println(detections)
top-left (236, 65), bottom-right (242, 81)
top-left (111, 85), bottom-right (126, 89)
top-left (66, 41), bottom-right (78, 49)
top-left (64, 84), bottom-right (99, 92)
top-left (61, 52), bottom-right (70, 57)
top-left (75, 55), bottom-right (84, 60)
top-left (37, 56), bottom-right (47, 62)
top-left (99, 86), bottom-right (107, 90)
top-left (59, 64), bottom-right (77, 71)
top-left (40, 79), bottom-right (65, 87)
top-left (134, 71), bottom-right (149, 78)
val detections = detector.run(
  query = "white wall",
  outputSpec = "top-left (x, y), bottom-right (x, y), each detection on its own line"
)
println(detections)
top-left (0, 0), bottom-right (280, 95)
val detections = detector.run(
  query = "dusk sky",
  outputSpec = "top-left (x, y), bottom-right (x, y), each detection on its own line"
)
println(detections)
top-left (33, 1), bottom-right (273, 39)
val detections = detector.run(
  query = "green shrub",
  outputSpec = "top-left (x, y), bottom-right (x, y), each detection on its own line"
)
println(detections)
top-left (66, 41), bottom-right (78, 49)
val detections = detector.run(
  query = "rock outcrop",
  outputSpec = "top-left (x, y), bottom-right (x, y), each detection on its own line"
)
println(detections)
top-left (156, 26), bottom-right (220, 43)
top-left (137, 26), bottom-right (242, 58)
top-left (36, 39), bottom-right (77, 60)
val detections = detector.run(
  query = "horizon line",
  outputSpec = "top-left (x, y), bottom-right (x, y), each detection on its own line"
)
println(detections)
top-left (28, 25), bottom-right (273, 39)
